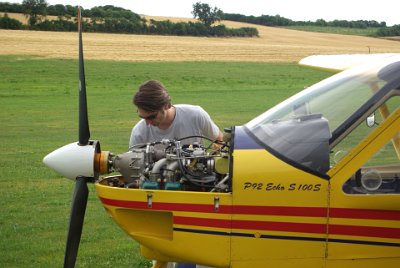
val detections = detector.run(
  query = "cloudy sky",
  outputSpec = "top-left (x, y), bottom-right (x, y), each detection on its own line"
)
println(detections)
top-left (9, 0), bottom-right (399, 26)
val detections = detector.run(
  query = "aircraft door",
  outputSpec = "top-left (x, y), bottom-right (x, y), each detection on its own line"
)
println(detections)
top-left (326, 105), bottom-right (400, 266)
top-left (229, 127), bottom-right (329, 267)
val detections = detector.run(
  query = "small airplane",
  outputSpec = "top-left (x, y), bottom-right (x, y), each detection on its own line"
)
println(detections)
top-left (43, 7), bottom-right (400, 268)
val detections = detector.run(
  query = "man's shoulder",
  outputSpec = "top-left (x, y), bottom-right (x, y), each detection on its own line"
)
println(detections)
top-left (175, 104), bottom-right (211, 125)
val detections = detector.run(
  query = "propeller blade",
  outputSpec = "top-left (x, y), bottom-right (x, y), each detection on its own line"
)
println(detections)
top-left (78, 6), bottom-right (90, 145)
top-left (64, 176), bottom-right (89, 268)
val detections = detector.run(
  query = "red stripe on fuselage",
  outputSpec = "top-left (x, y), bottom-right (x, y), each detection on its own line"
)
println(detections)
top-left (329, 224), bottom-right (400, 239)
top-left (232, 205), bottom-right (326, 217)
top-left (100, 198), bottom-right (400, 239)
top-left (100, 198), bottom-right (228, 213)
top-left (330, 207), bottom-right (400, 221)
top-left (174, 216), bottom-right (326, 234)
top-left (100, 198), bottom-right (400, 221)
top-left (174, 216), bottom-right (400, 239)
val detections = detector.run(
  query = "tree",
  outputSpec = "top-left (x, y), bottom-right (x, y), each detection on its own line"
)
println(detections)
top-left (22, 0), bottom-right (48, 26)
top-left (192, 2), bottom-right (223, 27)
top-left (0, 13), bottom-right (24, 29)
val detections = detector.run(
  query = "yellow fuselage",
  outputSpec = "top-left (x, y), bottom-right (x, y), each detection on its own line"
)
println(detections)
top-left (96, 119), bottom-right (400, 267)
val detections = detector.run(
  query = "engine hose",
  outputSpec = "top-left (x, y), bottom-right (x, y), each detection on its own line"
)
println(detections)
top-left (175, 140), bottom-right (215, 188)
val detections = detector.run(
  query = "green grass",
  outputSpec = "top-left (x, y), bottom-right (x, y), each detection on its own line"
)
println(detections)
top-left (0, 55), bottom-right (331, 267)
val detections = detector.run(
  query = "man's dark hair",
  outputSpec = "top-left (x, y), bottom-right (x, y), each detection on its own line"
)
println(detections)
top-left (133, 80), bottom-right (171, 112)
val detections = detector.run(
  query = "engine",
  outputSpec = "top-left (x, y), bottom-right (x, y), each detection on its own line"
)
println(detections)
top-left (108, 139), bottom-right (231, 192)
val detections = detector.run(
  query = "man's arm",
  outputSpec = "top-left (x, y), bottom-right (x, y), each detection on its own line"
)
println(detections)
top-left (216, 130), bottom-right (223, 142)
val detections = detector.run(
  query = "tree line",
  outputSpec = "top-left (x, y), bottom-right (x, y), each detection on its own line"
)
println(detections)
top-left (222, 13), bottom-right (387, 28)
top-left (0, 1), bottom-right (258, 37)
top-left (1, 1), bottom-right (399, 37)
top-left (222, 13), bottom-right (400, 37)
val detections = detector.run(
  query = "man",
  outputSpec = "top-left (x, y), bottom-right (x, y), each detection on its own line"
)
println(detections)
top-left (130, 80), bottom-right (220, 268)
top-left (129, 80), bottom-right (223, 149)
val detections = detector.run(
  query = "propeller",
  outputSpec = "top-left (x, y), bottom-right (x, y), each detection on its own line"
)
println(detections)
top-left (64, 176), bottom-right (89, 268)
top-left (43, 6), bottom-right (109, 268)
top-left (63, 7), bottom-right (91, 268)
top-left (78, 5), bottom-right (90, 146)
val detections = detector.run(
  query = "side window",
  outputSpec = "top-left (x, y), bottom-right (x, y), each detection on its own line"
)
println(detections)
top-left (342, 135), bottom-right (400, 194)
top-left (337, 96), bottom-right (399, 195)
top-left (331, 96), bottom-right (399, 166)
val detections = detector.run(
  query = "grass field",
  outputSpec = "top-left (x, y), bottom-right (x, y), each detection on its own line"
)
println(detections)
top-left (0, 54), bottom-right (332, 267)
top-left (1, 12), bottom-right (397, 38)
top-left (2, 15), bottom-right (400, 62)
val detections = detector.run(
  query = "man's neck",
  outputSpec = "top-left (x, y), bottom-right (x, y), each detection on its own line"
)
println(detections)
top-left (158, 106), bottom-right (176, 130)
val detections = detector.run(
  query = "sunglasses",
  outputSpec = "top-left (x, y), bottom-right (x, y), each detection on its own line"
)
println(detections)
top-left (138, 111), bottom-right (159, 120)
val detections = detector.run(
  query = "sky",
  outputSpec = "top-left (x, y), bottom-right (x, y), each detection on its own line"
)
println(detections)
top-left (8, 0), bottom-right (400, 26)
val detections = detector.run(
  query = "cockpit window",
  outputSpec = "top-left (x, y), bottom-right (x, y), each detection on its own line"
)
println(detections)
top-left (245, 58), bottom-right (400, 176)
top-left (342, 131), bottom-right (400, 195)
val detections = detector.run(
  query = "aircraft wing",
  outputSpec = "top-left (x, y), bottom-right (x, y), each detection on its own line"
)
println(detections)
top-left (299, 53), bottom-right (398, 72)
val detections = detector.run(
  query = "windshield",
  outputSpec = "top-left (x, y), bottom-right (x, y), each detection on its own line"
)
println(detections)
top-left (245, 56), bottom-right (400, 176)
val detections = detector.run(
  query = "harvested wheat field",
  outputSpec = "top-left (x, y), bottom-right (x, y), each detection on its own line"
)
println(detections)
top-left (1, 16), bottom-right (400, 62)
